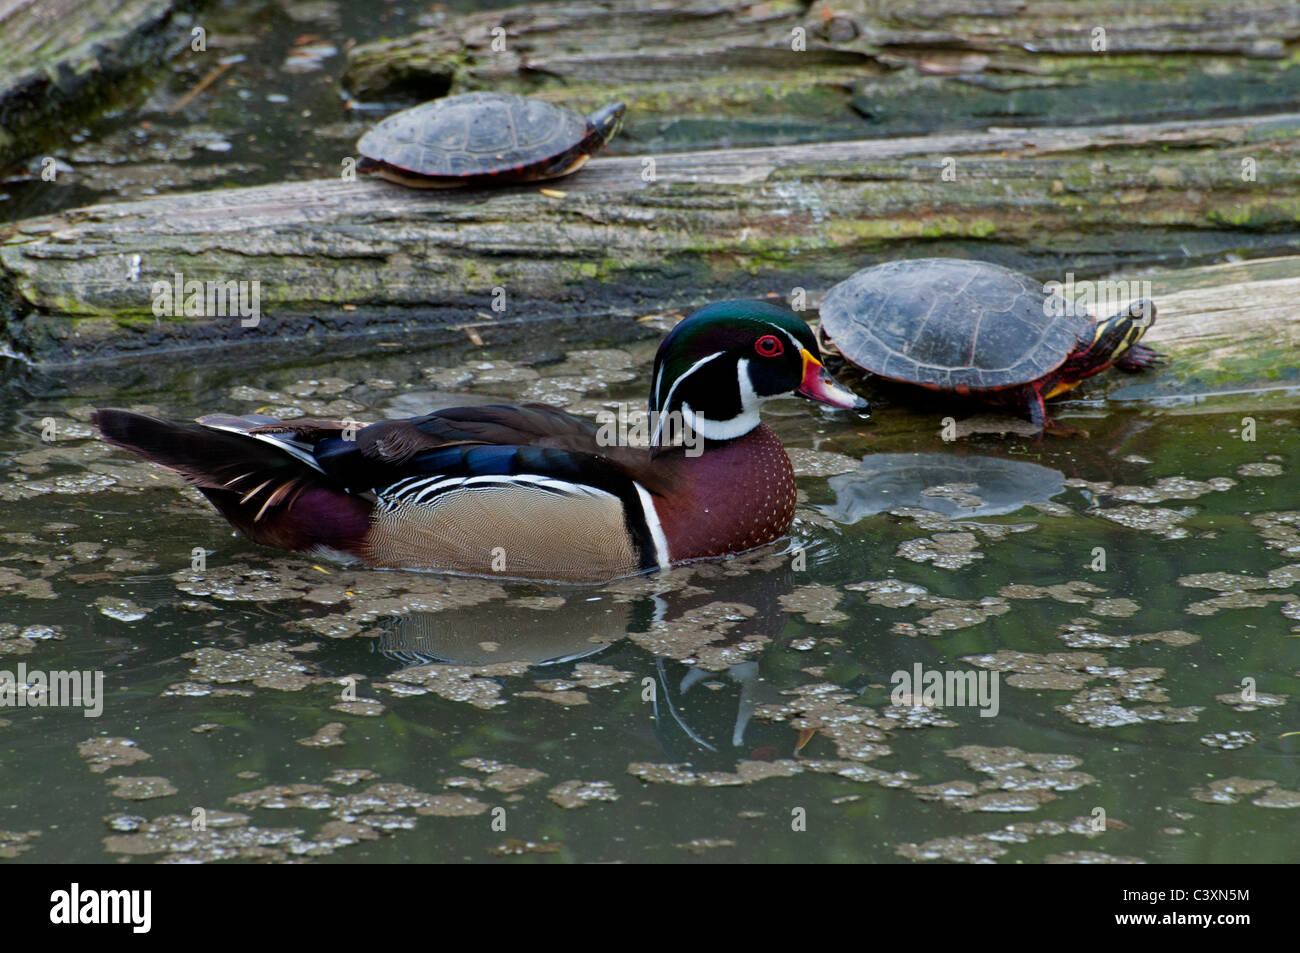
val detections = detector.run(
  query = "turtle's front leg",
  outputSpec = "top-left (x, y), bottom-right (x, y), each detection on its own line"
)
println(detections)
top-left (1027, 388), bottom-right (1048, 433)
top-left (1028, 384), bottom-right (1086, 438)
top-left (1115, 342), bottom-right (1167, 372)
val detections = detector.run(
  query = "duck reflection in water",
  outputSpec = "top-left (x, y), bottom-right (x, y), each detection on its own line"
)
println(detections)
top-left (371, 550), bottom-right (803, 764)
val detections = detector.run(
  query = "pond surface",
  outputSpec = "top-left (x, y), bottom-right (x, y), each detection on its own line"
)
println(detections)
top-left (1, 330), bottom-right (1297, 863)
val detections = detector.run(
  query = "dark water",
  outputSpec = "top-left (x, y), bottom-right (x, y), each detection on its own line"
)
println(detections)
top-left (1, 332), bottom-right (1297, 863)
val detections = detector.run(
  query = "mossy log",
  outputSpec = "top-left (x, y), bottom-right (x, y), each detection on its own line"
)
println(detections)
top-left (2, 111), bottom-right (1298, 365)
top-left (348, 0), bottom-right (1300, 94)
top-left (1141, 255), bottom-right (1300, 384)
top-left (0, 0), bottom-right (198, 168)
top-left (345, 0), bottom-right (1300, 151)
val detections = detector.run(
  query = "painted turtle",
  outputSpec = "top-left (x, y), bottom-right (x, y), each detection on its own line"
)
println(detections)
top-left (818, 258), bottom-right (1164, 432)
top-left (356, 92), bottom-right (625, 188)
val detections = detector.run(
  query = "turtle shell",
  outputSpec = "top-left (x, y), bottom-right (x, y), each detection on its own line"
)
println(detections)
top-left (357, 92), bottom-right (589, 180)
top-left (819, 258), bottom-right (1092, 391)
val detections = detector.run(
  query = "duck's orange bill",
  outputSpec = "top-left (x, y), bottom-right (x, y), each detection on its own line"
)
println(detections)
top-left (797, 349), bottom-right (870, 413)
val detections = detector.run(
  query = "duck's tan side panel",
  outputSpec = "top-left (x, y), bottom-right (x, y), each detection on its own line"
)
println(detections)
top-left (364, 483), bottom-right (640, 582)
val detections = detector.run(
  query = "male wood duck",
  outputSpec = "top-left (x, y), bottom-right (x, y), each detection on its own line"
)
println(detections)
top-left (93, 301), bottom-right (868, 582)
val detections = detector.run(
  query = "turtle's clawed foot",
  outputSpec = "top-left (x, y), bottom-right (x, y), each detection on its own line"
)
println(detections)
top-left (1040, 419), bottom-right (1088, 439)
top-left (1115, 343), bottom-right (1167, 372)
top-left (1028, 393), bottom-right (1085, 439)
top-left (1029, 411), bottom-right (1088, 440)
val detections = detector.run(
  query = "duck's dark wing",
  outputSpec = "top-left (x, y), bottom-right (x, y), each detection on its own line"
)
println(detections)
top-left (245, 403), bottom-right (669, 495)
top-left (344, 403), bottom-right (606, 463)
top-left (362, 403), bottom-right (608, 459)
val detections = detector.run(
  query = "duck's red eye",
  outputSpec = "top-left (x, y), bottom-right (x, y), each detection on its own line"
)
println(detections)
top-left (755, 334), bottom-right (784, 358)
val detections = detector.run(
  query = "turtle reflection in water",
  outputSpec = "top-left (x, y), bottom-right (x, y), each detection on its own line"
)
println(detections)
top-left (818, 453), bottom-right (1066, 525)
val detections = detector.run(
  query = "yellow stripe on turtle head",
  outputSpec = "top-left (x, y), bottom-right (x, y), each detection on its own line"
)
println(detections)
top-left (1093, 299), bottom-right (1153, 362)
top-left (1111, 307), bottom-right (1150, 360)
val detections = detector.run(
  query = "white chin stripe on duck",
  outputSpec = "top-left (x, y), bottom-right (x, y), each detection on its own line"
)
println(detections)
top-left (651, 350), bottom-right (725, 447)
top-left (681, 358), bottom-right (764, 442)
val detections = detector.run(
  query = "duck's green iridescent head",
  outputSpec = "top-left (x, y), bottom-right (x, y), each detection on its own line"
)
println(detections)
top-left (650, 300), bottom-right (868, 446)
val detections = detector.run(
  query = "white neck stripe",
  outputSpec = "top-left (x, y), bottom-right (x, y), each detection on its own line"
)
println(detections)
top-left (680, 358), bottom-right (763, 441)
top-left (633, 482), bottom-right (671, 569)
top-left (651, 321), bottom-right (811, 446)
top-left (652, 350), bottom-right (726, 446)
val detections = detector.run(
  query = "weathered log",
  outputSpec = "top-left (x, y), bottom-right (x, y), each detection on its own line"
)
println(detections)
top-left (0, 0), bottom-right (197, 168)
top-left (1142, 255), bottom-right (1300, 382)
top-left (344, 0), bottom-right (1300, 152)
top-left (347, 0), bottom-right (1300, 96)
top-left (3, 111), bottom-right (1298, 365)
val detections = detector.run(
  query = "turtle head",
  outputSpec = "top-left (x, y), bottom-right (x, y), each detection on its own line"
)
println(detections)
top-left (649, 300), bottom-right (868, 448)
top-left (587, 102), bottom-right (626, 146)
top-left (1081, 298), bottom-right (1157, 368)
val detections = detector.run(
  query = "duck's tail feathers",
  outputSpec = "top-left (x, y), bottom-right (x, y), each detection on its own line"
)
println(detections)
top-left (92, 409), bottom-right (372, 557)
